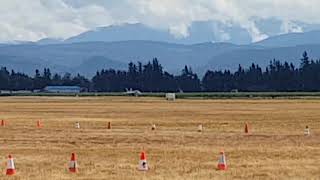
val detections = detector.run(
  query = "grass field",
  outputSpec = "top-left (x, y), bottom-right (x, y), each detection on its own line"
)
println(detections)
top-left (0, 96), bottom-right (319, 179)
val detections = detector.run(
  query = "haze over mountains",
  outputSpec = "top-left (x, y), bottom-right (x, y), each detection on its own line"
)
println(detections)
top-left (1, 21), bottom-right (320, 77)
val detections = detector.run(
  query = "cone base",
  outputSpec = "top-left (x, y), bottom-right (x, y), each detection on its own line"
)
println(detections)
top-left (217, 164), bottom-right (227, 170)
top-left (6, 169), bottom-right (16, 175)
top-left (138, 168), bottom-right (148, 171)
top-left (69, 168), bottom-right (78, 173)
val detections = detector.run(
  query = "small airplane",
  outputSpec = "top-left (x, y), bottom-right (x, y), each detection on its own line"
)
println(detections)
top-left (124, 88), bottom-right (142, 96)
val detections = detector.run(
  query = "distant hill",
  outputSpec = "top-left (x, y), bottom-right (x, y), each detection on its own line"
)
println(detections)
top-left (60, 21), bottom-right (320, 46)
top-left (256, 30), bottom-right (320, 47)
top-left (37, 38), bottom-right (63, 45)
top-left (75, 56), bottom-right (127, 77)
top-left (1, 21), bottom-right (320, 77)
top-left (204, 44), bottom-right (320, 73)
top-left (4, 19), bottom-right (320, 47)
top-left (0, 41), bottom-right (243, 76)
top-left (0, 54), bottom-right (68, 75)
top-left (65, 23), bottom-right (175, 44)
top-left (1, 40), bottom-right (320, 77)
top-left (64, 22), bottom-right (253, 45)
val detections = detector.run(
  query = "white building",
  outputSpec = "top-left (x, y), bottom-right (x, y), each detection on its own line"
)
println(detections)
top-left (165, 93), bottom-right (176, 101)
top-left (44, 86), bottom-right (81, 93)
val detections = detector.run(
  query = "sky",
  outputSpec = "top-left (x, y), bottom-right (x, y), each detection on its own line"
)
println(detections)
top-left (0, 0), bottom-right (319, 42)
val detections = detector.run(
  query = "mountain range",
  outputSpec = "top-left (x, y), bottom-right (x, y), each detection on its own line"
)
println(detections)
top-left (1, 22), bottom-right (320, 77)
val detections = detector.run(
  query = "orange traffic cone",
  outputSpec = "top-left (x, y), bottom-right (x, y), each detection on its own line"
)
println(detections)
top-left (245, 123), bottom-right (249, 134)
top-left (138, 151), bottom-right (148, 171)
top-left (107, 122), bottom-right (111, 129)
top-left (217, 151), bottom-right (227, 170)
top-left (69, 153), bottom-right (78, 173)
top-left (1, 120), bottom-right (5, 127)
top-left (6, 155), bottom-right (16, 175)
top-left (37, 120), bottom-right (42, 128)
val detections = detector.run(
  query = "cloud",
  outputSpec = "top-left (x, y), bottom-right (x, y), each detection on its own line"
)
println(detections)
top-left (281, 21), bottom-right (303, 33)
top-left (0, 0), bottom-right (319, 42)
top-left (0, 0), bottom-right (113, 41)
top-left (212, 23), bottom-right (231, 42)
top-left (169, 24), bottom-right (190, 38)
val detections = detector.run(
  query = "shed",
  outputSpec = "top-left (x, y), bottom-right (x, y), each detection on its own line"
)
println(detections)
top-left (44, 86), bottom-right (81, 93)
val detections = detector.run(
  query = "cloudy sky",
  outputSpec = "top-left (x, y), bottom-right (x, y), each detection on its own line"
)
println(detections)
top-left (0, 0), bottom-right (319, 42)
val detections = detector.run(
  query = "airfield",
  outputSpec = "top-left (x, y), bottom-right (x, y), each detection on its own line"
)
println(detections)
top-left (0, 96), bottom-right (319, 179)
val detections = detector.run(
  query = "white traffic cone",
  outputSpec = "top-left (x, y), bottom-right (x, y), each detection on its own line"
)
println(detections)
top-left (304, 126), bottom-right (310, 136)
top-left (6, 155), bottom-right (16, 175)
top-left (75, 122), bottom-right (80, 129)
top-left (151, 124), bottom-right (156, 131)
top-left (217, 151), bottom-right (227, 170)
top-left (198, 124), bottom-right (203, 132)
top-left (69, 153), bottom-right (78, 173)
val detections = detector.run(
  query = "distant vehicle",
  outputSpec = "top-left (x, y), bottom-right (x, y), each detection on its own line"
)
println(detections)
top-left (231, 89), bottom-right (239, 93)
top-left (124, 88), bottom-right (142, 96)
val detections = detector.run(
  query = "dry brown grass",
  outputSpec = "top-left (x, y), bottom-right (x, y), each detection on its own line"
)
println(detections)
top-left (0, 96), bottom-right (319, 180)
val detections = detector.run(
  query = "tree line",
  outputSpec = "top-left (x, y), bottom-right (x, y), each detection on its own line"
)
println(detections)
top-left (1, 51), bottom-right (320, 92)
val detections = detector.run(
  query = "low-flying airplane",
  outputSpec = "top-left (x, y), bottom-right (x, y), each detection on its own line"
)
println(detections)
top-left (124, 88), bottom-right (142, 96)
